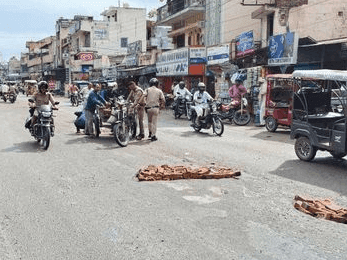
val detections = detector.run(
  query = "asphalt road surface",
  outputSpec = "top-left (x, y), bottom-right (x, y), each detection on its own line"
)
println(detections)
top-left (1, 94), bottom-right (347, 260)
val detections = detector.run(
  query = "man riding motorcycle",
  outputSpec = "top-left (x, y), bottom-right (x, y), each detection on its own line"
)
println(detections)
top-left (173, 81), bottom-right (192, 102)
top-left (191, 82), bottom-right (213, 126)
top-left (228, 79), bottom-right (247, 109)
top-left (173, 81), bottom-right (192, 111)
top-left (28, 81), bottom-right (58, 127)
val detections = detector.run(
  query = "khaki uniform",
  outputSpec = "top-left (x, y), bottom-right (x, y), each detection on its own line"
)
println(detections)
top-left (127, 86), bottom-right (145, 135)
top-left (143, 86), bottom-right (165, 137)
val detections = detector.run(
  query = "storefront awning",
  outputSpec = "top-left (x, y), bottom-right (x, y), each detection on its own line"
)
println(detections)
top-left (117, 65), bottom-right (156, 78)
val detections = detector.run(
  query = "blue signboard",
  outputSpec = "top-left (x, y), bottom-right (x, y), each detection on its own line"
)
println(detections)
top-left (268, 31), bottom-right (299, 65)
top-left (235, 31), bottom-right (254, 57)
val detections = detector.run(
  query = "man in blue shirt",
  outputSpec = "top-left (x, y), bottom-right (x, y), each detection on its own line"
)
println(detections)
top-left (84, 83), bottom-right (108, 136)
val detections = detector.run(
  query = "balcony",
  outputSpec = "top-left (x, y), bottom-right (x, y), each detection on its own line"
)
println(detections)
top-left (157, 0), bottom-right (205, 26)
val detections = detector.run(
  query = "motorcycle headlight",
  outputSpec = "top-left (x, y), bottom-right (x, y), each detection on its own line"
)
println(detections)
top-left (41, 112), bottom-right (51, 117)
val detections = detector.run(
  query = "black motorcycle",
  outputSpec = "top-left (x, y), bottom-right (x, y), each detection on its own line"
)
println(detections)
top-left (25, 99), bottom-right (59, 150)
top-left (8, 91), bottom-right (17, 103)
top-left (110, 96), bottom-right (137, 147)
top-left (190, 101), bottom-right (224, 136)
top-left (172, 96), bottom-right (193, 119)
top-left (70, 92), bottom-right (80, 106)
top-left (216, 98), bottom-right (251, 126)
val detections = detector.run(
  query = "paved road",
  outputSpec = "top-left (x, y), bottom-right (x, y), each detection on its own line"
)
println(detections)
top-left (1, 94), bottom-right (347, 260)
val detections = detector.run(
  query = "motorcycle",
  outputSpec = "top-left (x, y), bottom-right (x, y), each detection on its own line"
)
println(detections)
top-left (25, 99), bottom-right (59, 150)
top-left (8, 91), bottom-right (17, 103)
top-left (110, 96), bottom-right (137, 147)
top-left (190, 100), bottom-right (224, 136)
top-left (172, 96), bottom-right (193, 120)
top-left (216, 97), bottom-right (251, 126)
top-left (70, 92), bottom-right (80, 106)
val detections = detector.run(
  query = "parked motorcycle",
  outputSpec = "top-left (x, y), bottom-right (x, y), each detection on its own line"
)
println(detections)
top-left (216, 97), bottom-right (251, 126)
top-left (110, 96), bottom-right (137, 147)
top-left (190, 100), bottom-right (224, 136)
top-left (172, 96), bottom-right (193, 119)
top-left (25, 99), bottom-right (59, 150)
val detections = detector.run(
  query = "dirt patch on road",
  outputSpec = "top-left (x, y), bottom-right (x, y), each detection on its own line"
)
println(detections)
top-left (294, 195), bottom-right (347, 224)
top-left (137, 165), bottom-right (241, 181)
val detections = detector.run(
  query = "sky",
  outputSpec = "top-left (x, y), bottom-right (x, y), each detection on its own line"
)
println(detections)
top-left (0, 0), bottom-right (163, 62)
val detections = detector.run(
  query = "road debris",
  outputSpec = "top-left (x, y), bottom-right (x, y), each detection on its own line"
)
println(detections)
top-left (294, 195), bottom-right (347, 224)
top-left (137, 165), bottom-right (241, 181)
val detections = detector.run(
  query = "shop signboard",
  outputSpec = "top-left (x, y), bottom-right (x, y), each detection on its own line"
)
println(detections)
top-left (235, 30), bottom-right (254, 57)
top-left (190, 47), bottom-right (207, 64)
top-left (78, 52), bottom-right (94, 61)
top-left (156, 48), bottom-right (189, 76)
top-left (127, 41), bottom-right (142, 55)
top-left (122, 54), bottom-right (138, 67)
top-left (268, 31), bottom-right (299, 66)
top-left (207, 45), bottom-right (229, 65)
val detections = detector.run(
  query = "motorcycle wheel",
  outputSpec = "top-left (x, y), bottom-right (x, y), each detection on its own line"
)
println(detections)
top-left (10, 96), bottom-right (16, 103)
top-left (233, 109), bottom-right (251, 126)
top-left (213, 117), bottom-right (224, 136)
top-left (174, 110), bottom-right (181, 119)
top-left (93, 117), bottom-right (100, 138)
top-left (295, 137), bottom-right (317, 161)
top-left (3, 97), bottom-right (7, 102)
top-left (41, 127), bottom-right (51, 150)
top-left (265, 116), bottom-right (278, 132)
top-left (113, 123), bottom-right (130, 147)
top-left (191, 115), bottom-right (201, 132)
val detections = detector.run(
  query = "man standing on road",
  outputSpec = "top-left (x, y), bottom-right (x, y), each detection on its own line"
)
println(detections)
top-left (126, 81), bottom-right (146, 140)
top-left (84, 83), bottom-right (108, 137)
top-left (141, 78), bottom-right (165, 141)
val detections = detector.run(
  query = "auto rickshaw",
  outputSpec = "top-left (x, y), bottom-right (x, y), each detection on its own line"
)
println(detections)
top-left (290, 69), bottom-right (347, 161)
top-left (264, 74), bottom-right (296, 132)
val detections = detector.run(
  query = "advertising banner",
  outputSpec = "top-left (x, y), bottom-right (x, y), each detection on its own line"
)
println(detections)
top-left (207, 45), bottom-right (229, 65)
top-left (156, 48), bottom-right (189, 76)
top-left (235, 31), bottom-right (254, 57)
top-left (268, 31), bottom-right (299, 66)
top-left (190, 47), bottom-right (207, 64)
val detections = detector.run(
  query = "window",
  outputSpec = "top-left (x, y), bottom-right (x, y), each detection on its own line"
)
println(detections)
top-left (121, 38), bottom-right (128, 48)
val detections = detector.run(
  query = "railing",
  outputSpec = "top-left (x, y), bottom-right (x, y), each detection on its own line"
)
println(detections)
top-left (157, 0), bottom-right (205, 22)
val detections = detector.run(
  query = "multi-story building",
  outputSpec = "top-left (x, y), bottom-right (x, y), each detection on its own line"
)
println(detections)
top-left (55, 6), bottom-right (147, 83)
top-left (156, 0), bottom-right (206, 93)
top-left (25, 36), bottom-right (56, 82)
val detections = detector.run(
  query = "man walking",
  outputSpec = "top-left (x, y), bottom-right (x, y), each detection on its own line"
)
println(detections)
top-left (142, 78), bottom-right (165, 141)
top-left (126, 81), bottom-right (145, 140)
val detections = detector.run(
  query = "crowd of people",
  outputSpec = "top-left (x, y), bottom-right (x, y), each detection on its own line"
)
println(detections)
top-left (24, 75), bottom-right (249, 142)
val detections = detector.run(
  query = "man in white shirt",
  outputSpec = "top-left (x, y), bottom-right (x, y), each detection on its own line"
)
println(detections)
top-left (192, 82), bottom-right (213, 125)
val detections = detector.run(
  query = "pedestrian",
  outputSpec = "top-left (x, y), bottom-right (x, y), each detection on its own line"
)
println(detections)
top-left (126, 81), bottom-right (146, 140)
top-left (141, 78), bottom-right (165, 141)
top-left (84, 83), bottom-right (108, 137)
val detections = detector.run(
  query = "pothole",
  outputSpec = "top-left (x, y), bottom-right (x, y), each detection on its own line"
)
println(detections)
top-left (136, 165), bottom-right (241, 181)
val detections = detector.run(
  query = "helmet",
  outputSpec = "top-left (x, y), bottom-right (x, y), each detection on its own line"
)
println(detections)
top-left (38, 81), bottom-right (49, 91)
top-left (149, 78), bottom-right (159, 87)
top-left (198, 82), bottom-right (206, 92)
top-left (179, 81), bottom-right (185, 89)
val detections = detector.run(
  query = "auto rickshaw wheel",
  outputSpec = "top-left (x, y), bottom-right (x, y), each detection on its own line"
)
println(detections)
top-left (265, 116), bottom-right (278, 132)
top-left (295, 136), bottom-right (317, 161)
top-left (329, 151), bottom-right (347, 159)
